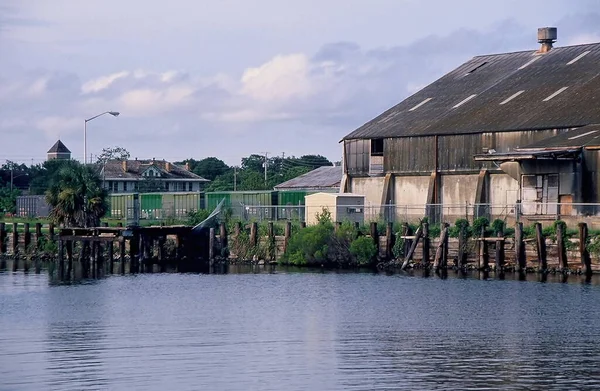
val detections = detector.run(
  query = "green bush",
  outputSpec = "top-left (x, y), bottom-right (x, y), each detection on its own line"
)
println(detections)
top-left (187, 209), bottom-right (211, 226)
top-left (349, 236), bottom-right (377, 266)
top-left (281, 222), bottom-right (333, 265)
top-left (491, 219), bottom-right (505, 235)
top-left (392, 235), bottom-right (405, 258)
top-left (472, 217), bottom-right (489, 236)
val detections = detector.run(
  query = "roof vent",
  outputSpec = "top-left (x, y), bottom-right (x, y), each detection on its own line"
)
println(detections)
top-left (538, 27), bottom-right (557, 53)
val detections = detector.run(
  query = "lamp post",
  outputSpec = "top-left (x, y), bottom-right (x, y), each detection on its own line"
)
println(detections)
top-left (84, 111), bottom-right (120, 164)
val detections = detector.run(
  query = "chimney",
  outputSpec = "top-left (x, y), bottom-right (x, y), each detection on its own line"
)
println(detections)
top-left (122, 160), bottom-right (128, 172)
top-left (165, 162), bottom-right (171, 172)
top-left (538, 27), bottom-right (557, 53)
top-left (185, 162), bottom-right (191, 171)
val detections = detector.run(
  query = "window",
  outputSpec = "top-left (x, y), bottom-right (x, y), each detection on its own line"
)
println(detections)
top-left (123, 182), bottom-right (128, 192)
top-left (188, 182), bottom-right (193, 191)
top-left (370, 139), bottom-right (384, 156)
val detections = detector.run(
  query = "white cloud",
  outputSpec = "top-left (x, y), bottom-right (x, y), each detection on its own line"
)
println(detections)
top-left (35, 116), bottom-right (80, 139)
top-left (81, 71), bottom-right (129, 94)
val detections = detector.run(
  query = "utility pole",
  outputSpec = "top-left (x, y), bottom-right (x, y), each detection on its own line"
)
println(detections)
top-left (263, 152), bottom-right (269, 186)
top-left (234, 166), bottom-right (237, 191)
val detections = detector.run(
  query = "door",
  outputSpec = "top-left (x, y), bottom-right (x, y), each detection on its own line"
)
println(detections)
top-left (521, 174), bottom-right (559, 215)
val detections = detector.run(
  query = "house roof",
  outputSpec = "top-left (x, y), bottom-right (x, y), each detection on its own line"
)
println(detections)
top-left (102, 159), bottom-right (209, 181)
top-left (517, 124), bottom-right (600, 150)
top-left (474, 149), bottom-right (580, 162)
top-left (274, 166), bottom-right (342, 190)
top-left (47, 140), bottom-right (71, 154)
top-left (344, 42), bottom-right (600, 140)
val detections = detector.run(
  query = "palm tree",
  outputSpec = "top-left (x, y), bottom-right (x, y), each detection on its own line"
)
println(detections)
top-left (45, 161), bottom-right (108, 227)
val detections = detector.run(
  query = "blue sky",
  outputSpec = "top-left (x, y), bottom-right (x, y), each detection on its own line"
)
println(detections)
top-left (1, 0), bottom-right (599, 165)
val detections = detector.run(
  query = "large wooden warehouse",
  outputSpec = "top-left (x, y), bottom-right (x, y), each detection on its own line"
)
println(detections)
top-left (341, 28), bottom-right (600, 222)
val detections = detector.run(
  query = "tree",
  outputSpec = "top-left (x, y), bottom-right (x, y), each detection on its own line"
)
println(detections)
top-left (28, 159), bottom-right (72, 195)
top-left (0, 186), bottom-right (20, 215)
top-left (184, 157), bottom-right (229, 181)
top-left (45, 161), bottom-right (108, 227)
top-left (96, 146), bottom-right (131, 165)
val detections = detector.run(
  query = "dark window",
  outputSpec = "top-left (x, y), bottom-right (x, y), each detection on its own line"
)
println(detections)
top-left (371, 139), bottom-right (384, 156)
top-left (188, 182), bottom-right (193, 191)
top-left (123, 182), bottom-right (128, 192)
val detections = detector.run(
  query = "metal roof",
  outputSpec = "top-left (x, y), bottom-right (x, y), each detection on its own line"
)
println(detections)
top-left (47, 140), bottom-right (71, 154)
top-left (344, 42), bottom-right (600, 140)
top-left (102, 159), bottom-right (208, 181)
top-left (274, 166), bottom-right (342, 190)
top-left (518, 124), bottom-right (600, 150)
top-left (473, 149), bottom-right (580, 162)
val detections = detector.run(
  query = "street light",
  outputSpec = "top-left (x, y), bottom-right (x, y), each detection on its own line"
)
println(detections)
top-left (84, 111), bottom-right (120, 164)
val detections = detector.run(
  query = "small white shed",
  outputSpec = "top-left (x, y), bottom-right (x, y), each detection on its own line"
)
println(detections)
top-left (304, 193), bottom-right (365, 225)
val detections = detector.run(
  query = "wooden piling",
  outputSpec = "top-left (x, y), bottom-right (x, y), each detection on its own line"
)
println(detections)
top-left (515, 222), bottom-right (525, 272)
top-left (441, 223), bottom-right (449, 270)
top-left (434, 223), bottom-right (449, 271)
top-left (130, 234), bottom-right (140, 274)
top-left (108, 240), bottom-right (114, 274)
top-left (157, 236), bottom-right (166, 272)
top-left (250, 222), bottom-right (258, 247)
top-left (579, 223), bottom-right (592, 276)
top-left (48, 223), bottom-right (55, 240)
top-left (23, 223), bottom-right (31, 254)
top-left (370, 222), bottom-right (379, 254)
top-left (478, 226), bottom-right (489, 270)
top-left (495, 230), bottom-right (505, 271)
top-left (458, 225), bottom-right (467, 269)
top-left (209, 228), bottom-right (215, 265)
top-left (284, 221), bottom-right (292, 253)
top-left (220, 223), bottom-right (228, 251)
top-left (386, 222), bottom-right (394, 260)
top-left (35, 223), bottom-right (42, 250)
top-left (0, 222), bottom-right (5, 255)
top-left (267, 222), bottom-right (275, 262)
top-left (91, 241), bottom-right (98, 278)
top-left (401, 226), bottom-right (422, 270)
top-left (422, 222), bottom-right (430, 268)
top-left (119, 238), bottom-right (126, 274)
top-left (556, 223), bottom-right (568, 271)
top-left (12, 223), bottom-right (18, 256)
top-left (66, 240), bottom-right (73, 279)
top-left (535, 223), bottom-right (547, 271)
top-left (58, 239), bottom-right (65, 279)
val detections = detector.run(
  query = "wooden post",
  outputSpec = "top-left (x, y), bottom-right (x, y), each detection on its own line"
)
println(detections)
top-left (119, 238), bottom-right (126, 274)
top-left (35, 223), bottom-right (42, 250)
top-left (58, 239), bottom-right (65, 279)
top-left (209, 227), bottom-right (215, 265)
top-left (535, 223), bottom-right (547, 271)
top-left (12, 222), bottom-right (18, 256)
top-left (579, 223), bottom-right (592, 276)
top-left (284, 221), bottom-right (292, 253)
top-left (434, 223), bottom-right (449, 271)
top-left (267, 222), bottom-right (275, 262)
top-left (108, 240), bottom-right (114, 274)
top-left (386, 222), bottom-right (394, 260)
top-left (556, 223), bottom-right (568, 271)
top-left (401, 226), bottom-right (422, 270)
top-left (97, 241), bottom-right (104, 275)
top-left (220, 223), bottom-right (228, 251)
top-left (250, 222), bottom-right (258, 247)
top-left (458, 225), bottom-right (467, 269)
top-left (370, 222), bottom-right (379, 256)
top-left (66, 240), bottom-right (73, 279)
top-left (157, 236), bottom-right (166, 272)
top-left (130, 234), bottom-right (140, 274)
top-left (515, 222), bottom-right (525, 272)
top-left (23, 223), bottom-right (31, 254)
top-left (422, 222), bottom-right (430, 268)
top-left (0, 222), bottom-right (5, 255)
top-left (48, 223), bottom-right (55, 240)
top-left (441, 223), bottom-right (449, 270)
top-left (495, 230), bottom-right (505, 271)
top-left (478, 226), bottom-right (489, 270)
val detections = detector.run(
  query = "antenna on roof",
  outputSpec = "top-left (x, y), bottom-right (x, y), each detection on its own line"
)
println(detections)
top-left (538, 27), bottom-right (557, 53)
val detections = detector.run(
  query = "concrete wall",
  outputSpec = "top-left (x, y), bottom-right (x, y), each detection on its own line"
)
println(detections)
top-left (441, 174), bottom-right (479, 218)
top-left (394, 175), bottom-right (430, 218)
top-left (350, 177), bottom-right (384, 207)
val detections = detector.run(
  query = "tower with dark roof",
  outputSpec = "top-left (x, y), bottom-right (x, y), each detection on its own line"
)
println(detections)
top-left (47, 140), bottom-right (71, 161)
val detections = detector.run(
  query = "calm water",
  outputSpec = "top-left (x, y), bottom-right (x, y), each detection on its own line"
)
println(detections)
top-left (1, 269), bottom-right (600, 391)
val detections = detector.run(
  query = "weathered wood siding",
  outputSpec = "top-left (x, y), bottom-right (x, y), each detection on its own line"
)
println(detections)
top-left (384, 137), bottom-right (435, 173)
top-left (344, 139), bottom-right (370, 175)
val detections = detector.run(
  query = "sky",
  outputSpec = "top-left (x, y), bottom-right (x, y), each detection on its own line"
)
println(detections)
top-left (1, 0), bottom-right (599, 166)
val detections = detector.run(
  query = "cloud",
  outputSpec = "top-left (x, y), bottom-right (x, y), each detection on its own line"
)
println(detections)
top-left (35, 116), bottom-right (80, 139)
top-left (81, 71), bottom-right (129, 94)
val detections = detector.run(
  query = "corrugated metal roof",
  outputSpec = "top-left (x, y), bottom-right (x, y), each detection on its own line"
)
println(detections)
top-left (344, 43), bottom-right (600, 140)
top-left (274, 166), bottom-right (342, 190)
top-left (518, 124), bottom-right (600, 149)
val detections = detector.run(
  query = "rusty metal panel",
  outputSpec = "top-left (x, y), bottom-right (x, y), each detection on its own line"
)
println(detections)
top-left (438, 134), bottom-right (485, 171)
